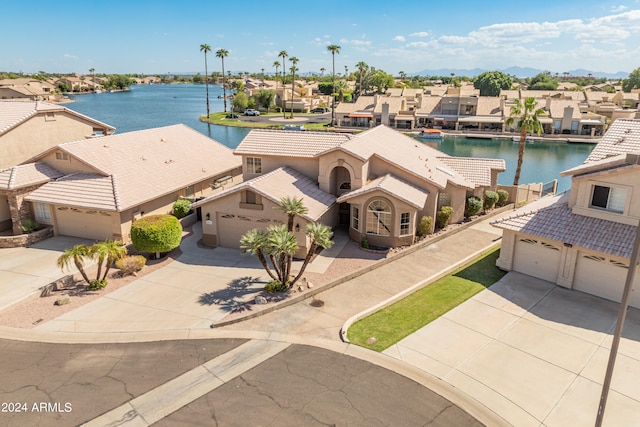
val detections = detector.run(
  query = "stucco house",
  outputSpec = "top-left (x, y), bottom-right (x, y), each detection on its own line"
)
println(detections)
top-left (0, 78), bottom-right (56, 101)
top-left (492, 118), bottom-right (640, 308)
top-left (0, 100), bottom-right (115, 169)
top-left (193, 125), bottom-right (505, 251)
top-left (15, 124), bottom-right (241, 242)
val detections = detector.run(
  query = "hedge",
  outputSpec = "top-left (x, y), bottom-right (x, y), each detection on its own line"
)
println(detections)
top-left (465, 196), bottom-right (483, 218)
top-left (130, 214), bottom-right (182, 255)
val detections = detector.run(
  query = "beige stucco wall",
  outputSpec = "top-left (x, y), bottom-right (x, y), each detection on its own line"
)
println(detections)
top-left (0, 194), bottom-right (11, 230)
top-left (568, 167), bottom-right (640, 226)
top-left (40, 151), bottom-right (102, 174)
top-left (318, 151), bottom-right (366, 194)
top-left (0, 111), bottom-right (108, 168)
top-left (242, 155), bottom-right (319, 181)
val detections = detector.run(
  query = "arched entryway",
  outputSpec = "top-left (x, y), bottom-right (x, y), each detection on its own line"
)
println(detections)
top-left (330, 166), bottom-right (351, 226)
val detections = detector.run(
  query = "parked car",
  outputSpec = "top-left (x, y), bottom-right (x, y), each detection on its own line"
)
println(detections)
top-left (244, 109), bottom-right (260, 116)
top-left (311, 107), bottom-right (329, 113)
top-left (225, 113), bottom-right (239, 119)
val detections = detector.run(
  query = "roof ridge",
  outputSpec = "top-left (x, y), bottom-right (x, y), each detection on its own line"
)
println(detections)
top-left (110, 175), bottom-right (121, 211)
top-left (7, 166), bottom-right (17, 189)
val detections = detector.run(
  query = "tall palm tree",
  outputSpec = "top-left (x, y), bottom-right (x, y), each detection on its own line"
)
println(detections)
top-left (57, 244), bottom-right (91, 285)
top-left (266, 224), bottom-right (298, 285)
top-left (505, 97), bottom-right (545, 186)
top-left (289, 56), bottom-right (299, 118)
top-left (335, 80), bottom-right (348, 103)
top-left (320, 67), bottom-right (325, 77)
top-left (276, 196), bottom-right (308, 232)
top-left (291, 223), bottom-right (334, 284)
top-left (273, 61), bottom-right (280, 88)
top-left (279, 50), bottom-right (288, 117)
top-left (327, 44), bottom-right (341, 124)
top-left (199, 44), bottom-right (211, 117)
top-left (216, 48), bottom-right (229, 112)
top-left (356, 61), bottom-right (368, 99)
top-left (89, 67), bottom-right (95, 92)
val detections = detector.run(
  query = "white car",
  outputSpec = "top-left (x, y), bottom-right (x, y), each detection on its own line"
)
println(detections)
top-left (243, 109), bottom-right (260, 116)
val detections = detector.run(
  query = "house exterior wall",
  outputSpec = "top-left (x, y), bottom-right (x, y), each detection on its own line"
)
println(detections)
top-left (568, 167), bottom-right (640, 226)
top-left (242, 155), bottom-right (319, 182)
top-left (40, 151), bottom-right (103, 174)
top-left (317, 151), bottom-right (366, 194)
top-left (0, 193), bottom-right (12, 231)
top-left (0, 112), bottom-right (107, 168)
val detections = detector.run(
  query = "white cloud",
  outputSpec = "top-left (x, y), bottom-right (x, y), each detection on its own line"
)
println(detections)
top-left (63, 54), bottom-right (78, 60)
top-left (409, 31), bottom-right (429, 37)
top-left (611, 5), bottom-right (627, 12)
top-left (393, 35), bottom-right (405, 42)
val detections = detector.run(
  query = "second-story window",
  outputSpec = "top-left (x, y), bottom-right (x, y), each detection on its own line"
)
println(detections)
top-left (590, 185), bottom-right (627, 213)
top-left (247, 157), bottom-right (262, 174)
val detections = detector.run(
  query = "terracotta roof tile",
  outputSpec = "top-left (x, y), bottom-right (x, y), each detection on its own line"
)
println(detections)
top-left (234, 129), bottom-right (352, 158)
top-left (26, 173), bottom-right (119, 211)
top-left (438, 157), bottom-right (506, 187)
top-left (193, 167), bottom-right (335, 222)
top-left (584, 118), bottom-right (640, 162)
top-left (491, 201), bottom-right (638, 260)
top-left (0, 162), bottom-right (63, 190)
top-left (337, 174), bottom-right (429, 209)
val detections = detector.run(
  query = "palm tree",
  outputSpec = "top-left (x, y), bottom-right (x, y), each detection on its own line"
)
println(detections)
top-left (200, 44), bottom-right (211, 117)
top-left (356, 61), bottom-right (368, 99)
top-left (320, 67), bottom-right (325, 77)
top-left (291, 223), bottom-right (334, 284)
top-left (216, 48), bottom-right (229, 112)
top-left (57, 244), bottom-right (91, 285)
top-left (266, 224), bottom-right (298, 285)
top-left (273, 61), bottom-right (280, 88)
top-left (90, 240), bottom-right (127, 281)
top-left (289, 56), bottom-right (299, 118)
top-left (279, 50), bottom-right (288, 117)
top-left (327, 44), bottom-right (341, 124)
top-left (240, 229), bottom-right (278, 281)
top-left (335, 80), bottom-right (349, 102)
top-left (89, 67), bottom-right (95, 92)
top-left (276, 196), bottom-right (308, 232)
top-left (505, 97), bottom-right (545, 186)
top-left (344, 65), bottom-right (348, 77)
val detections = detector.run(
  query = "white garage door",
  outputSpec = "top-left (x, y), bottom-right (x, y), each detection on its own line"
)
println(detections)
top-left (574, 253), bottom-right (640, 309)
top-left (217, 213), bottom-right (269, 249)
top-left (513, 237), bottom-right (562, 283)
top-left (56, 207), bottom-right (115, 241)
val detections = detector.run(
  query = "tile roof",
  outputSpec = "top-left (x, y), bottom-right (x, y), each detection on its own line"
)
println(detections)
top-left (548, 99), bottom-right (582, 120)
top-left (475, 97), bottom-right (503, 116)
top-left (438, 157), bottom-right (506, 187)
top-left (31, 124), bottom-right (240, 211)
top-left (491, 200), bottom-right (638, 260)
top-left (339, 125), bottom-right (474, 189)
top-left (0, 162), bottom-right (63, 190)
top-left (415, 96), bottom-right (442, 114)
top-left (0, 100), bottom-right (114, 137)
top-left (335, 96), bottom-right (375, 113)
top-left (26, 173), bottom-right (119, 211)
top-left (337, 174), bottom-right (429, 209)
top-left (234, 129), bottom-right (353, 158)
top-left (193, 167), bottom-right (335, 221)
top-left (583, 118), bottom-right (640, 163)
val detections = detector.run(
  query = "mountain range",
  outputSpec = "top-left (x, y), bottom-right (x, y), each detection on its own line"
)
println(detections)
top-left (413, 66), bottom-right (629, 79)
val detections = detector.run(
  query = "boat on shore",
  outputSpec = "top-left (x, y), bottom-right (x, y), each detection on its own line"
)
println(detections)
top-left (417, 129), bottom-right (444, 140)
top-left (512, 136), bottom-right (535, 143)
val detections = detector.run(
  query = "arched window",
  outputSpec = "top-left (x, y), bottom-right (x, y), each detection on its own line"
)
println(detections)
top-left (366, 200), bottom-right (392, 236)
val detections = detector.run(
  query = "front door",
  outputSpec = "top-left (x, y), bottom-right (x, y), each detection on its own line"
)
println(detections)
top-left (339, 202), bottom-right (350, 226)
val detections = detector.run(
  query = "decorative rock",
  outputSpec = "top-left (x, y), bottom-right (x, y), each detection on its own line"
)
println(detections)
top-left (306, 281), bottom-right (314, 289)
top-left (254, 295), bottom-right (268, 305)
top-left (297, 285), bottom-right (304, 292)
top-left (366, 337), bottom-right (378, 345)
top-left (54, 295), bottom-right (70, 306)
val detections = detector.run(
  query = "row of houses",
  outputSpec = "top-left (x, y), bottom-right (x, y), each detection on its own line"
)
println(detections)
top-left (0, 75), bottom-right (110, 101)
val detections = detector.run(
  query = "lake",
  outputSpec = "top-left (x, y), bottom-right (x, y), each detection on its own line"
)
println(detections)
top-left (65, 84), bottom-right (594, 193)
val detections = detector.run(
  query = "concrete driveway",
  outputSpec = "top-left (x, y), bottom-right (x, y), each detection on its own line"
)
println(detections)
top-left (0, 236), bottom-right (93, 311)
top-left (384, 272), bottom-right (640, 427)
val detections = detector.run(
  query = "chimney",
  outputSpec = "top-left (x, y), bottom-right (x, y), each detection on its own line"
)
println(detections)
top-left (382, 102), bottom-right (390, 126)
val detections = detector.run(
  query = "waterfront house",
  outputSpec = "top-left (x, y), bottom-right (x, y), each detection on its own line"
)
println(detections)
top-left (0, 100), bottom-right (115, 169)
top-left (491, 118), bottom-right (640, 308)
top-left (19, 125), bottom-right (241, 242)
top-left (193, 125), bottom-right (505, 250)
top-left (0, 78), bottom-right (57, 101)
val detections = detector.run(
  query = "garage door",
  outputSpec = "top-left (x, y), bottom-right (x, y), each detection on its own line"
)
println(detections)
top-left (56, 207), bottom-right (115, 241)
top-left (217, 213), bottom-right (271, 249)
top-left (513, 237), bottom-right (561, 283)
top-left (574, 252), bottom-right (640, 309)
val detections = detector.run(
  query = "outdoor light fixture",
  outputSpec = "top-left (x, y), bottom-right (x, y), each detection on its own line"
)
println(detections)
top-left (206, 213), bottom-right (211, 221)
top-left (295, 223), bottom-right (300, 232)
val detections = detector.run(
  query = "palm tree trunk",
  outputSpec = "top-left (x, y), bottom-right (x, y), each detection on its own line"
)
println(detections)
top-left (221, 59), bottom-right (227, 113)
top-left (204, 53), bottom-right (210, 118)
top-left (257, 251), bottom-right (278, 281)
top-left (291, 243), bottom-right (316, 285)
top-left (513, 129), bottom-right (526, 186)
top-left (74, 258), bottom-right (91, 284)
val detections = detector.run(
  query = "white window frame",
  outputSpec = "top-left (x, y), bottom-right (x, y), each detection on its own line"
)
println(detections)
top-left (400, 212), bottom-right (411, 236)
top-left (352, 206), bottom-right (359, 231)
top-left (366, 200), bottom-right (392, 236)
top-left (33, 202), bottom-right (51, 223)
top-left (590, 184), bottom-right (628, 214)
top-left (246, 157), bottom-right (262, 174)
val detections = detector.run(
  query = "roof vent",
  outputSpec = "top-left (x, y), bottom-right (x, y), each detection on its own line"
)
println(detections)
top-left (160, 138), bottom-right (166, 142)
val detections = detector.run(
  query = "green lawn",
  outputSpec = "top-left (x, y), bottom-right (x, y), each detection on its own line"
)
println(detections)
top-left (347, 247), bottom-right (506, 352)
top-left (201, 112), bottom-right (332, 131)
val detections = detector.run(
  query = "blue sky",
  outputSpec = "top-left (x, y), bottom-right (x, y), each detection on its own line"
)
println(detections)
top-left (2, 0), bottom-right (639, 76)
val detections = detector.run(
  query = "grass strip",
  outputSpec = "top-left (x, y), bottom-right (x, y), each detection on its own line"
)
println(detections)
top-left (201, 112), bottom-right (332, 131)
top-left (347, 247), bottom-right (505, 352)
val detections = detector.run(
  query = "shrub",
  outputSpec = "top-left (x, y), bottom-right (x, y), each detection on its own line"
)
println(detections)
top-left (115, 255), bottom-right (147, 276)
top-left (483, 190), bottom-right (499, 211)
top-left (361, 236), bottom-right (369, 249)
top-left (172, 199), bottom-right (192, 219)
top-left (130, 214), bottom-right (182, 257)
top-left (436, 206), bottom-right (454, 229)
top-left (21, 219), bottom-right (39, 233)
top-left (496, 189), bottom-right (510, 207)
top-left (87, 278), bottom-right (108, 290)
top-left (265, 280), bottom-right (288, 293)
top-left (417, 216), bottom-right (433, 236)
top-left (464, 197), bottom-right (483, 218)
